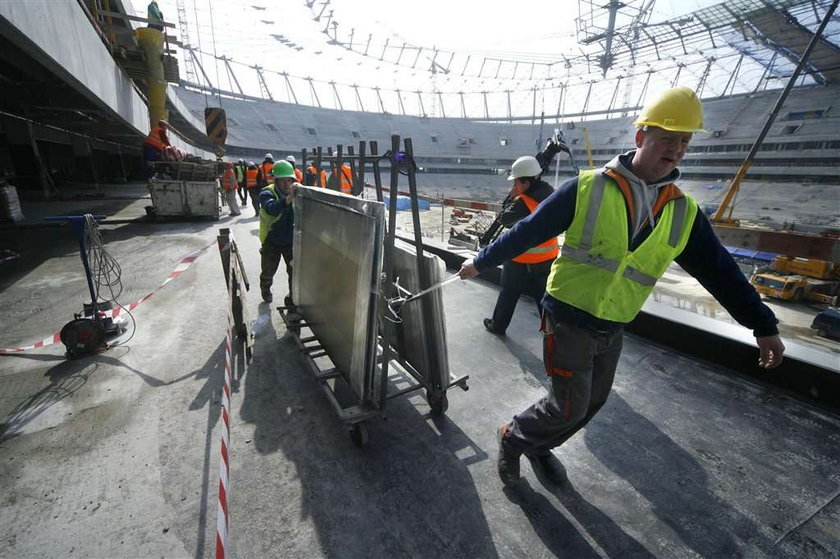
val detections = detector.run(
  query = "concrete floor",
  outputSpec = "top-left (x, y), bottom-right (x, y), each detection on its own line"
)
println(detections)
top-left (1, 187), bottom-right (839, 557)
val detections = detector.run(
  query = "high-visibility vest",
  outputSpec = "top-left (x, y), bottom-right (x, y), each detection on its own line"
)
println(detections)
top-left (294, 167), bottom-right (303, 182)
top-left (221, 168), bottom-right (238, 191)
top-left (245, 168), bottom-right (258, 189)
top-left (234, 165), bottom-right (245, 184)
top-left (259, 185), bottom-right (281, 243)
top-left (307, 166), bottom-right (327, 187)
top-left (258, 162), bottom-right (274, 186)
top-left (338, 164), bottom-right (353, 194)
top-left (143, 125), bottom-right (169, 151)
top-left (546, 169), bottom-right (697, 323)
top-left (511, 193), bottom-right (559, 264)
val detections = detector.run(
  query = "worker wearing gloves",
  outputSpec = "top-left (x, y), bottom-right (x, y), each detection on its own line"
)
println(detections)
top-left (285, 155), bottom-right (304, 182)
top-left (483, 155), bottom-right (558, 336)
top-left (458, 87), bottom-right (785, 487)
top-left (259, 160), bottom-right (299, 306)
top-left (220, 162), bottom-right (241, 216)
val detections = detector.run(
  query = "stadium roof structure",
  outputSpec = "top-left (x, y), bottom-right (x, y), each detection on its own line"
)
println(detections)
top-left (162, 0), bottom-right (839, 119)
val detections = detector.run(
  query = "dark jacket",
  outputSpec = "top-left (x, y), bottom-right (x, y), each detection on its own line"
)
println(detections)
top-left (474, 153), bottom-right (779, 337)
top-left (259, 186), bottom-right (294, 246)
top-left (499, 179), bottom-right (554, 229)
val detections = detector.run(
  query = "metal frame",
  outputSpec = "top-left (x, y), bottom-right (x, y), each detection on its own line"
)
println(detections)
top-left (279, 135), bottom-right (468, 446)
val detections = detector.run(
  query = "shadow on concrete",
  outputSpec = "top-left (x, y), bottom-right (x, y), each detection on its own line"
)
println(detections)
top-left (0, 347), bottom-right (170, 442)
top-left (236, 303), bottom-right (500, 557)
top-left (186, 328), bottom-right (250, 559)
top-left (584, 393), bottom-right (771, 557)
top-left (499, 334), bottom-right (547, 384)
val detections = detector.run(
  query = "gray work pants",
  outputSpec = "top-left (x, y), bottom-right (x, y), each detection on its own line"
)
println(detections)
top-left (506, 314), bottom-right (623, 456)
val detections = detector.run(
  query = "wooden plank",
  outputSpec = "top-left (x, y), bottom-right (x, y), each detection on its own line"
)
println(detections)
top-left (98, 10), bottom-right (176, 28)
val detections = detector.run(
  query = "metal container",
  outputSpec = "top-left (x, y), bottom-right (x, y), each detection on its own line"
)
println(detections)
top-left (148, 179), bottom-right (220, 218)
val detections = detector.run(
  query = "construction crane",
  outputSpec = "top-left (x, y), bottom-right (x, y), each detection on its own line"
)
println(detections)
top-left (712, 0), bottom-right (837, 224)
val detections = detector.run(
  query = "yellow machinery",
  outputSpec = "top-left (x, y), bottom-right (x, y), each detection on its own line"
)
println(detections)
top-left (136, 27), bottom-right (168, 127)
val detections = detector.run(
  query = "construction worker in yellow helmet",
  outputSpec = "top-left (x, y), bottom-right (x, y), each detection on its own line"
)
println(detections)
top-left (459, 86), bottom-right (785, 487)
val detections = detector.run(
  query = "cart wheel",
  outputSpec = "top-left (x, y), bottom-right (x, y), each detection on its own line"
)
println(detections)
top-left (427, 389), bottom-right (449, 415)
top-left (350, 423), bottom-right (369, 447)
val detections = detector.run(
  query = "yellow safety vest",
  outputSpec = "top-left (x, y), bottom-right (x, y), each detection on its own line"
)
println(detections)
top-left (546, 169), bottom-right (697, 322)
top-left (259, 185), bottom-right (281, 244)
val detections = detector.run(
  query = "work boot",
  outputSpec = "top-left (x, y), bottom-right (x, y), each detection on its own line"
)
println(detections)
top-left (484, 318), bottom-right (505, 336)
top-left (497, 423), bottom-right (521, 486)
top-left (261, 290), bottom-right (273, 303)
top-left (527, 452), bottom-right (568, 485)
top-left (284, 295), bottom-right (297, 311)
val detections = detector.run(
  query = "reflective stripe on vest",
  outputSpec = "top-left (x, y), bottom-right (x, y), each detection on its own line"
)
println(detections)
top-left (340, 165), bottom-right (352, 194)
top-left (258, 185), bottom-right (282, 243)
top-left (546, 169), bottom-right (697, 323)
top-left (221, 170), bottom-right (237, 191)
top-left (258, 162), bottom-right (273, 186)
top-left (511, 193), bottom-right (560, 264)
top-left (144, 126), bottom-right (167, 151)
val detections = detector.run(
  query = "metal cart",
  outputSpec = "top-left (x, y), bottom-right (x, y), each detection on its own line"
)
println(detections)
top-left (278, 135), bottom-right (468, 446)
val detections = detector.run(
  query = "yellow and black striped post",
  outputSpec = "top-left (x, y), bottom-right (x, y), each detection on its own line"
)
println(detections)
top-left (205, 107), bottom-right (228, 146)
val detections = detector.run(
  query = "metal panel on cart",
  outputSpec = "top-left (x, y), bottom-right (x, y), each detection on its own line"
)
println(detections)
top-left (148, 179), bottom-right (185, 215)
top-left (385, 239), bottom-right (451, 391)
top-left (184, 180), bottom-right (221, 217)
top-left (292, 187), bottom-right (385, 405)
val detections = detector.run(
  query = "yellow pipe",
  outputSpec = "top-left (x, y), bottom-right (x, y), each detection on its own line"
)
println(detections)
top-left (136, 27), bottom-right (168, 128)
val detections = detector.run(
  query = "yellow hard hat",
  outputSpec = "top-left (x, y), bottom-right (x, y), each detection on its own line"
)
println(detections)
top-left (633, 86), bottom-right (707, 133)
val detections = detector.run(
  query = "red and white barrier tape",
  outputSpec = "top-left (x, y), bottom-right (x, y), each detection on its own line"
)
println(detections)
top-left (0, 240), bottom-right (215, 354)
top-left (363, 186), bottom-right (502, 212)
top-left (215, 239), bottom-right (234, 559)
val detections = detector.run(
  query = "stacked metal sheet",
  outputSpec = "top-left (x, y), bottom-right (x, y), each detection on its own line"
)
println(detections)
top-left (384, 239), bottom-right (450, 393)
top-left (292, 187), bottom-right (385, 406)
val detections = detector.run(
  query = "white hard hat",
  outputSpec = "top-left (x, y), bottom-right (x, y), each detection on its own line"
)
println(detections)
top-left (507, 156), bottom-right (541, 181)
top-left (285, 155), bottom-right (296, 164)
top-left (264, 153), bottom-right (274, 161)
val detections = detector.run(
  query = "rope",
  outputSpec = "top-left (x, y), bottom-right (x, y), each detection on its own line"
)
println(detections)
top-left (207, 0), bottom-right (223, 108)
top-left (191, 0), bottom-right (208, 108)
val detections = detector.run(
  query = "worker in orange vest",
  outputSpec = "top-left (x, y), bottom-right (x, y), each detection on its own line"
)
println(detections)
top-left (220, 161), bottom-right (241, 216)
top-left (285, 155), bottom-right (304, 183)
top-left (482, 155), bottom-right (558, 336)
top-left (329, 162), bottom-right (353, 194)
top-left (256, 153), bottom-right (274, 187)
top-left (142, 119), bottom-right (171, 178)
top-left (305, 161), bottom-right (327, 187)
top-left (244, 161), bottom-right (260, 214)
top-left (254, 153), bottom-right (274, 212)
